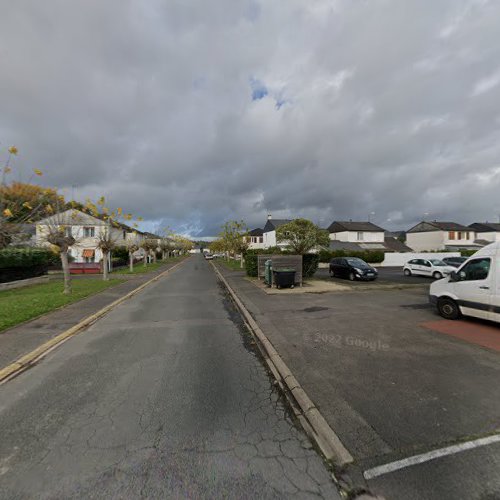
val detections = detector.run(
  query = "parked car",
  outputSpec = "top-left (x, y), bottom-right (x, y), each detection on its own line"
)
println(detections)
top-left (442, 256), bottom-right (468, 268)
top-left (403, 258), bottom-right (455, 279)
top-left (329, 257), bottom-right (378, 281)
top-left (430, 241), bottom-right (499, 323)
top-left (204, 254), bottom-right (214, 260)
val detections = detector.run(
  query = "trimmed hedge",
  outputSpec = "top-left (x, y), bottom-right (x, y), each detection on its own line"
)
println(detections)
top-left (0, 248), bottom-right (54, 283)
top-left (0, 248), bottom-right (54, 269)
top-left (244, 249), bottom-right (319, 278)
top-left (319, 249), bottom-right (385, 264)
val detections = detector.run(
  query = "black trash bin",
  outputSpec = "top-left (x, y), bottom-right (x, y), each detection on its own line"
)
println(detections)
top-left (272, 268), bottom-right (296, 289)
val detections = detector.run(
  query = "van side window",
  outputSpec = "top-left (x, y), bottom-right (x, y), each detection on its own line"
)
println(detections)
top-left (459, 258), bottom-right (491, 281)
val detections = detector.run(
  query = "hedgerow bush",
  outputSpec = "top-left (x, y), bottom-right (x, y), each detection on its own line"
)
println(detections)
top-left (244, 248), bottom-right (319, 278)
top-left (0, 248), bottom-right (53, 268)
top-left (318, 249), bottom-right (384, 263)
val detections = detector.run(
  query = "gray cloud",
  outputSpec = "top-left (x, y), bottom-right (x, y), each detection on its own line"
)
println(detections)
top-left (1, 0), bottom-right (500, 237)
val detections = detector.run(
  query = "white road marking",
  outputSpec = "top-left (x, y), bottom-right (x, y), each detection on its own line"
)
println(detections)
top-left (364, 434), bottom-right (500, 480)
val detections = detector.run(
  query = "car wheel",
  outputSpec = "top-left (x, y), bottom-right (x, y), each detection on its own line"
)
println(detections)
top-left (433, 271), bottom-right (443, 280)
top-left (404, 268), bottom-right (411, 276)
top-left (349, 272), bottom-right (355, 281)
top-left (290, 285), bottom-right (294, 289)
top-left (329, 269), bottom-right (335, 277)
top-left (437, 297), bottom-right (461, 320)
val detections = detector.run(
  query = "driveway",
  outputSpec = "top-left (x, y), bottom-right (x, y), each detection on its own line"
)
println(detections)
top-left (218, 265), bottom-right (500, 500)
top-left (316, 266), bottom-right (432, 285)
top-left (0, 256), bottom-right (340, 499)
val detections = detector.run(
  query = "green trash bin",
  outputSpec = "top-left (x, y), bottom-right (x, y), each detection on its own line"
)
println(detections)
top-left (264, 260), bottom-right (273, 287)
top-left (272, 268), bottom-right (296, 289)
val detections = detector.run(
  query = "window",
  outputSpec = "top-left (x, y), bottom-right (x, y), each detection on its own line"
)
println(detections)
top-left (457, 231), bottom-right (463, 240)
top-left (448, 231), bottom-right (455, 240)
top-left (466, 232), bottom-right (470, 240)
top-left (64, 227), bottom-right (72, 237)
top-left (83, 226), bottom-right (95, 237)
top-left (123, 230), bottom-right (127, 240)
top-left (458, 258), bottom-right (490, 281)
top-left (259, 236), bottom-right (263, 243)
top-left (357, 232), bottom-right (363, 241)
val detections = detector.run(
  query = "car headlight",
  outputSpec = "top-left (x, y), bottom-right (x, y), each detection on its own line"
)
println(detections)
top-left (354, 268), bottom-right (363, 274)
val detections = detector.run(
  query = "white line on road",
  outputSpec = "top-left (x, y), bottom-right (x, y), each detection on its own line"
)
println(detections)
top-left (364, 433), bottom-right (500, 480)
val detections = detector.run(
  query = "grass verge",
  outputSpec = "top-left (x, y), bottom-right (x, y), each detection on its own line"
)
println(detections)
top-left (121, 257), bottom-right (185, 275)
top-left (0, 279), bottom-right (123, 332)
top-left (218, 258), bottom-right (244, 271)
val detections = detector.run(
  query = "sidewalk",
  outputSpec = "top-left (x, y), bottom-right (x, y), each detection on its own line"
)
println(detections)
top-left (215, 264), bottom-right (500, 499)
top-left (0, 260), bottom-right (186, 372)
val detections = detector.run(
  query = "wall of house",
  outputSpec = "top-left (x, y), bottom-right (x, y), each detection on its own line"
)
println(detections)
top-left (263, 230), bottom-right (276, 248)
top-left (406, 231), bottom-right (445, 251)
top-left (476, 231), bottom-right (500, 242)
top-left (329, 231), bottom-right (385, 243)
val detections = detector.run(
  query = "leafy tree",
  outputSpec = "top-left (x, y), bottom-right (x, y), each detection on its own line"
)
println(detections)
top-left (218, 220), bottom-right (249, 267)
top-left (276, 218), bottom-right (329, 254)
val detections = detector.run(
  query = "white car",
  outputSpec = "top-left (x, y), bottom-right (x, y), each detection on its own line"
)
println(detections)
top-left (403, 258), bottom-right (456, 280)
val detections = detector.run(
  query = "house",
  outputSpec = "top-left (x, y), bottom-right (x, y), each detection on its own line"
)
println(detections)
top-left (262, 216), bottom-right (292, 248)
top-left (36, 209), bottom-right (144, 264)
top-left (247, 228), bottom-right (265, 250)
top-left (327, 221), bottom-right (386, 248)
top-left (406, 221), bottom-right (479, 251)
top-left (468, 222), bottom-right (500, 244)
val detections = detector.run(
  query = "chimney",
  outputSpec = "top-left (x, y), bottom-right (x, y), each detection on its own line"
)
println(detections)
top-left (267, 213), bottom-right (272, 220)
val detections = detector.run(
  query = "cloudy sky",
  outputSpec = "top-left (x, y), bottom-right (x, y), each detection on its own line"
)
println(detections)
top-left (1, 0), bottom-right (500, 237)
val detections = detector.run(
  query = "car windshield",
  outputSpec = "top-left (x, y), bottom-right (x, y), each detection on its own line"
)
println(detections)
top-left (429, 259), bottom-right (446, 266)
top-left (346, 258), bottom-right (368, 267)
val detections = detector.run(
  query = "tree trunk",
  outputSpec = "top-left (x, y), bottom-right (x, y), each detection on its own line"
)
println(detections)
top-left (103, 251), bottom-right (109, 280)
top-left (162, 250), bottom-right (166, 260)
top-left (152, 251), bottom-right (157, 263)
top-left (129, 251), bottom-right (134, 272)
top-left (60, 250), bottom-right (72, 295)
top-left (240, 254), bottom-right (244, 268)
top-left (144, 253), bottom-right (147, 267)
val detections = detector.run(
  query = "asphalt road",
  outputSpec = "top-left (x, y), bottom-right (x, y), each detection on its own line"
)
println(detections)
top-left (316, 266), bottom-right (432, 285)
top-left (0, 256), bottom-right (340, 499)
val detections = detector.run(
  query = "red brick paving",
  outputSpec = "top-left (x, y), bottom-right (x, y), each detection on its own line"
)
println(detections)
top-left (421, 319), bottom-right (500, 353)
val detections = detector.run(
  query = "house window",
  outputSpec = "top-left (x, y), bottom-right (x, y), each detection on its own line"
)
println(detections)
top-left (466, 232), bottom-right (470, 240)
top-left (457, 231), bottom-right (462, 240)
top-left (83, 226), bottom-right (95, 237)
top-left (64, 227), bottom-right (72, 238)
top-left (82, 249), bottom-right (95, 263)
top-left (259, 236), bottom-right (263, 243)
top-left (448, 231), bottom-right (455, 240)
top-left (357, 232), bottom-right (363, 241)
top-left (123, 230), bottom-right (127, 240)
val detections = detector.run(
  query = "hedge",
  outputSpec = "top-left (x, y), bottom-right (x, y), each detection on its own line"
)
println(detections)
top-left (318, 249), bottom-right (385, 264)
top-left (0, 248), bottom-right (54, 269)
top-left (244, 249), bottom-right (319, 278)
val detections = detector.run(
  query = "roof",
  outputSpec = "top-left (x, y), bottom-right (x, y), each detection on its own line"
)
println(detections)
top-left (407, 221), bottom-right (471, 233)
top-left (384, 237), bottom-right (413, 252)
top-left (249, 228), bottom-right (264, 236)
top-left (263, 219), bottom-right (292, 232)
top-left (327, 221), bottom-right (386, 233)
top-left (469, 222), bottom-right (500, 232)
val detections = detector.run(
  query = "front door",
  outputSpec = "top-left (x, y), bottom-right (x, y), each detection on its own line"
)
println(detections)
top-left (454, 257), bottom-right (492, 320)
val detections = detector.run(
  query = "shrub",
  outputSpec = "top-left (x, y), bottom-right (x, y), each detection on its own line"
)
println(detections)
top-left (320, 249), bottom-right (384, 264)
top-left (0, 247), bottom-right (53, 269)
top-left (302, 253), bottom-right (319, 278)
top-left (460, 249), bottom-right (477, 257)
top-left (113, 246), bottom-right (129, 262)
top-left (244, 249), bottom-right (320, 278)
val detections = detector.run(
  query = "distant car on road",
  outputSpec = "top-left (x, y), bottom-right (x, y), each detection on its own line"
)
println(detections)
top-left (329, 257), bottom-right (378, 281)
top-left (403, 258), bottom-right (455, 279)
top-left (442, 256), bottom-right (468, 268)
top-left (204, 254), bottom-right (214, 260)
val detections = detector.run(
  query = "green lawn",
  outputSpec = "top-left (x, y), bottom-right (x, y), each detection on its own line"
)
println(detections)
top-left (121, 256), bottom-right (185, 275)
top-left (219, 258), bottom-right (244, 271)
top-left (0, 279), bottom-right (123, 333)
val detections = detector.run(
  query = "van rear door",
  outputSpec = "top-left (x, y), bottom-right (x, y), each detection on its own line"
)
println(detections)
top-left (489, 255), bottom-right (499, 323)
top-left (454, 257), bottom-right (492, 320)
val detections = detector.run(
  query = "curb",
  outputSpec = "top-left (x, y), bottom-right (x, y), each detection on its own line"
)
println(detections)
top-left (0, 258), bottom-right (189, 385)
top-left (210, 262), bottom-right (354, 467)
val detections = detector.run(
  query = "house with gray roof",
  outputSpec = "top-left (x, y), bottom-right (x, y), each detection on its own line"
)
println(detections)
top-left (406, 221), bottom-right (480, 251)
top-left (327, 221), bottom-right (386, 249)
top-left (262, 216), bottom-right (293, 248)
top-left (469, 222), bottom-right (500, 244)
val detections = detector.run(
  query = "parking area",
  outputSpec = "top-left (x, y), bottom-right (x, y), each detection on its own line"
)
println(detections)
top-left (316, 265), bottom-right (434, 285)
top-left (218, 264), bottom-right (500, 500)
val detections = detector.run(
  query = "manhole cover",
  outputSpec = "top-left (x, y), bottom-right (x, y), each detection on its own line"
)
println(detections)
top-left (303, 306), bottom-right (330, 313)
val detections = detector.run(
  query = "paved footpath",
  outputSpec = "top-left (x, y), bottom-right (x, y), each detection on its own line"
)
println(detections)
top-left (217, 265), bottom-right (500, 500)
top-left (0, 255), bottom-right (340, 499)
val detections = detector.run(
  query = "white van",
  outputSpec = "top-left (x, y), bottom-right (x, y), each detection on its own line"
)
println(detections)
top-left (429, 241), bottom-right (500, 323)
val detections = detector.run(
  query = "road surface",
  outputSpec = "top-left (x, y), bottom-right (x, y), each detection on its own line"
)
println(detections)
top-left (0, 256), bottom-right (340, 499)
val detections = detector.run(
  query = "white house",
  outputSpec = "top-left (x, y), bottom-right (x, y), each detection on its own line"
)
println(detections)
top-left (406, 221), bottom-right (479, 252)
top-left (36, 209), bottom-right (143, 263)
top-left (469, 222), bottom-right (500, 243)
top-left (247, 228), bottom-right (265, 250)
top-left (327, 221), bottom-right (386, 245)
top-left (262, 217), bottom-right (292, 249)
